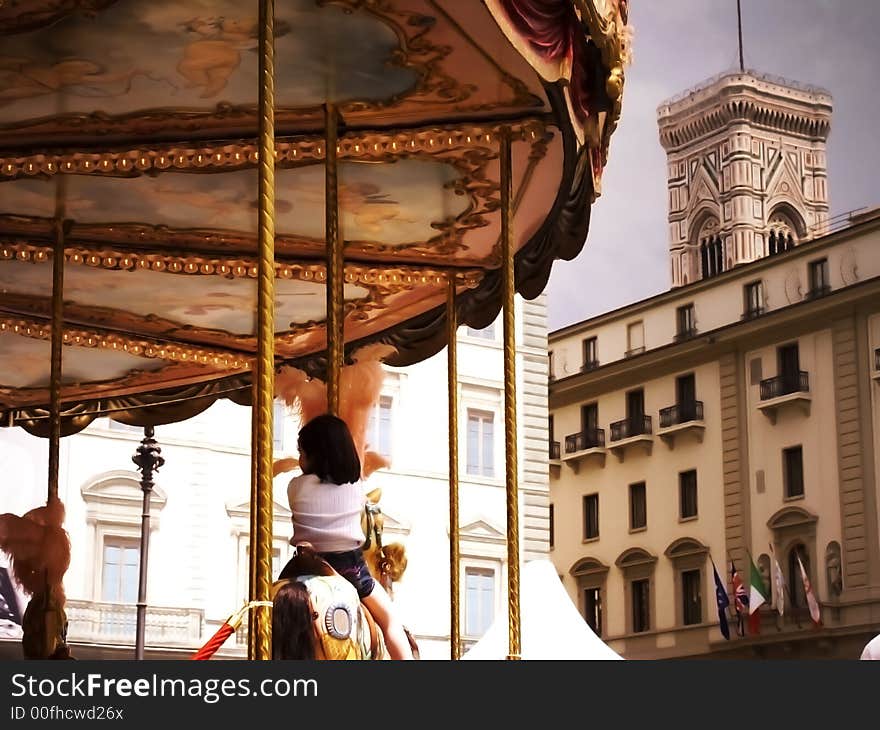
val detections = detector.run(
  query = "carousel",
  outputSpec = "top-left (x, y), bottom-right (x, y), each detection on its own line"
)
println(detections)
top-left (0, 0), bottom-right (629, 659)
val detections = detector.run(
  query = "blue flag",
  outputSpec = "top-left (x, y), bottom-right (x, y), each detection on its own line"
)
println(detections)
top-left (712, 561), bottom-right (730, 640)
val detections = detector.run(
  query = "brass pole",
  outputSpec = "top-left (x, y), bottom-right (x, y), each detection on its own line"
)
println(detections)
top-left (47, 177), bottom-right (66, 502)
top-left (325, 103), bottom-right (343, 415)
top-left (446, 278), bottom-right (460, 659)
top-left (500, 128), bottom-right (521, 660)
top-left (247, 377), bottom-right (259, 660)
top-left (252, 0), bottom-right (276, 661)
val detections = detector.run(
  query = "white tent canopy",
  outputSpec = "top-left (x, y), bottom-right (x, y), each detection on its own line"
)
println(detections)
top-left (461, 559), bottom-right (623, 660)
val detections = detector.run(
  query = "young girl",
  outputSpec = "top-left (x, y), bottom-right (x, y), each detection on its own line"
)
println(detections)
top-left (287, 413), bottom-right (413, 660)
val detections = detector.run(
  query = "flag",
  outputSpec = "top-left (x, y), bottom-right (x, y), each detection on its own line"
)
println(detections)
top-left (731, 560), bottom-right (748, 636)
top-left (770, 546), bottom-right (785, 616)
top-left (748, 554), bottom-right (769, 634)
top-left (796, 553), bottom-right (822, 627)
top-left (712, 560), bottom-right (730, 640)
top-left (0, 567), bottom-right (21, 625)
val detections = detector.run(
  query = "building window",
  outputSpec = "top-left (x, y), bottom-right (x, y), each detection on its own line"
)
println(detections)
top-left (466, 324), bottom-right (495, 340)
top-left (466, 409), bottom-right (495, 477)
top-left (681, 569), bottom-right (702, 625)
top-left (807, 258), bottom-right (830, 298)
top-left (108, 420), bottom-right (143, 435)
top-left (629, 482), bottom-right (647, 530)
top-left (366, 395), bottom-right (393, 459)
top-left (679, 470), bottom-right (698, 519)
top-left (675, 304), bottom-right (696, 340)
top-left (783, 445), bottom-right (804, 498)
top-left (549, 504), bottom-right (554, 550)
top-left (548, 351), bottom-right (555, 381)
top-left (582, 337), bottom-right (599, 370)
top-left (583, 587), bottom-right (602, 636)
top-left (626, 321), bottom-right (645, 357)
top-left (743, 280), bottom-right (764, 318)
top-left (632, 578), bottom-right (650, 633)
top-left (583, 494), bottom-right (599, 540)
top-left (101, 538), bottom-right (140, 604)
top-left (465, 567), bottom-right (495, 637)
top-left (273, 401), bottom-right (286, 451)
top-left (700, 235), bottom-right (724, 278)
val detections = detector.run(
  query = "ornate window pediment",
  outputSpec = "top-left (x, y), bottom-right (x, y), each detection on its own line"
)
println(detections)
top-left (570, 557), bottom-right (609, 578)
top-left (766, 505), bottom-right (817, 532)
top-left (663, 537), bottom-right (709, 560)
top-left (615, 547), bottom-right (657, 570)
top-left (81, 470), bottom-right (166, 527)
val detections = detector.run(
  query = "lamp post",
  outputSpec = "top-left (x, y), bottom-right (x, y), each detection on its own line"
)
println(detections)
top-left (132, 425), bottom-right (164, 660)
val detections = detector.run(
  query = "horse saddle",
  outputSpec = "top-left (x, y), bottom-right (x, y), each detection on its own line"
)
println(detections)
top-left (295, 574), bottom-right (386, 661)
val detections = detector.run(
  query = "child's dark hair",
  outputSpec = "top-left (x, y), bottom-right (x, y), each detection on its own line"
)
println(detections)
top-left (272, 581), bottom-right (317, 660)
top-left (297, 413), bottom-right (361, 485)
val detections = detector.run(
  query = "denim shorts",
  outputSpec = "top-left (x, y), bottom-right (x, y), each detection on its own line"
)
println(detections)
top-left (320, 548), bottom-right (376, 600)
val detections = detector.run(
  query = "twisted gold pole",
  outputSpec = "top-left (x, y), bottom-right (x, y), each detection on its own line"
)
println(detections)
top-left (252, 0), bottom-right (276, 661)
top-left (500, 128), bottom-right (521, 660)
top-left (247, 376), bottom-right (259, 660)
top-left (325, 102), bottom-right (343, 416)
top-left (447, 278), bottom-right (461, 659)
top-left (48, 176), bottom-right (66, 502)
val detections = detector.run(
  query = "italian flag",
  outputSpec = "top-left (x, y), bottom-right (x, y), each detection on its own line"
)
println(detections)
top-left (748, 556), bottom-right (770, 634)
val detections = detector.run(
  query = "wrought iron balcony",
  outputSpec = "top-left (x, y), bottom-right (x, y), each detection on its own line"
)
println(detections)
top-left (565, 429), bottom-right (605, 453)
top-left (549, 441), bottom-right (561, 460)
top-left (742, 306), bottom-right (765, 320)
top-left (757, 371), bottom-right (811, 424)
top-left (805, 284), bottom-right (831, 300)
top-left (580, 359), bottom-right (600, 373)
top-left (659, 401), bottom-right (704, 428)
top-left (760, 371), bottom-right (809, 400)
top-left (624, 346), bottom-right (645, 358)
top-left (561, 429), bottom-right (607, 471)
top-left (657, 401), bottom-right (705, 449)
top-left (673, 327), bottom-right (698, 343)
top-left (610, 416), bottom-right (652, 442)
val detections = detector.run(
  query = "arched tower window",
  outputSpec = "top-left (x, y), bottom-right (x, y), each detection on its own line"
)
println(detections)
top-left (695, 217), bottom-right (722, 280)
top-left (767, 207), bottom-right (804, 255)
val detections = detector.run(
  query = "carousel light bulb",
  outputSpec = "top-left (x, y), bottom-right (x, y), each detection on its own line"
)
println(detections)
top-left (12, 325), bottom-right (19, 333)
top-left (235, 152), bottom-right (241, 160)
top-left (83, 160), bottom-right (90, 168)
top-left (216, 153), bottom-right (222, 161)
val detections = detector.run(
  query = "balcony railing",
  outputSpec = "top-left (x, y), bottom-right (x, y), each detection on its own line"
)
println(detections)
top-left (805, 284), bottom-right (831, 300)
top-left (65, 599), bottom-right (203, 647)
top-left (659, 401), bottom-right (704, 428)
top-left (565, 429), bottom-right (605, 453)
top-left (610, 416), bottom-right (652, 442)
top-left (742, 306), bottom-right (765, 320)
top-left (624, 346), bottom-right (645, 358)
top-left (759, 371), bottom-right (809, 400)
top-left (549, 441), bottom-right (561, 460)
top-left (673, 328), bottom-right (698, 343)
top-left (581, 359), bottom-right (600, 373)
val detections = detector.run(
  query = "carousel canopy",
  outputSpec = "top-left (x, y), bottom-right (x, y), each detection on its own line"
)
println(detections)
top-left (0, 0), bottom-right (629, 433)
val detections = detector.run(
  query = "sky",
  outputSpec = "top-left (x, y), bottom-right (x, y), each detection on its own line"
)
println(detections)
top-left (545, 0), bottom-right (880, 331)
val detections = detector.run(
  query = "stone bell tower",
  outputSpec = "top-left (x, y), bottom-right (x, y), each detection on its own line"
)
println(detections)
top-left (657, 71), bottom-right (832, 287)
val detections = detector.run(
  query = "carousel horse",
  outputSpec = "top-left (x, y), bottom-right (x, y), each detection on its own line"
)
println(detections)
top-left (0, 496), bottom-right (72, 659)
top-left (272, 544), bottom-right (387, 660)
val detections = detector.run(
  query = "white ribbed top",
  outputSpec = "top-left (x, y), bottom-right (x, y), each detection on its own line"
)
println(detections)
top-left (287, 473), bottom-right (366, 552)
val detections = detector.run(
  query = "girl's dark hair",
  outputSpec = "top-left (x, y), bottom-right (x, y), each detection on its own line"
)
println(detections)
top-left (297, 414), bottom-right (361, 484)
top-left (272, 581), bottom-right (317, 660)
